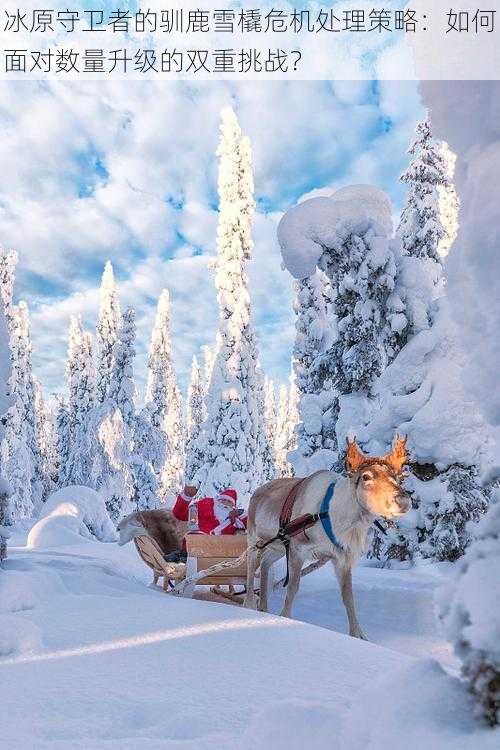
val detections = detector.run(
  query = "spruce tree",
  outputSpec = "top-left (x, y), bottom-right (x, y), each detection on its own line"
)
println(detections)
top-left (0, 299), bottom-right (13, 561)
top-left (62, 317), bottom-right (98, 487)
top-left (144, 290), bottom-right (184, 499)
top-left (367, 123), bottom-right (487, 564)
top-left (398, 118), bottom-right (449, 263)
top-left (34, 378), bottom-right (56, 501)
top-left (184, 356), bottom-right (205, 482)
top-left (3, 304), bottom-right (35, 520)
top-left (98, 308), bottom-right (137, 520)
top-left (54, 395), bottom-right (71, 487)
top-left (290, 272), bottom-right (338, 475)
top-left (193, 108), bottom-right (262, 500)
top-left (96, 261), bottom-right (121, 404)
top-left (275, 384), bottom-right (293, 477)
top-left (263, 377), bottom-right (277, 480)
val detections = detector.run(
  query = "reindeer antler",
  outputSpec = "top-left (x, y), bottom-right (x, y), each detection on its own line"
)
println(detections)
top-left (345, 437), bottom-right (367, 475)
top-left (384, 434), bottom-right (409, 475)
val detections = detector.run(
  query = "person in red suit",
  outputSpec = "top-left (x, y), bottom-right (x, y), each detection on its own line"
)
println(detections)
top-left (172, 485), bottom-right (247, 535)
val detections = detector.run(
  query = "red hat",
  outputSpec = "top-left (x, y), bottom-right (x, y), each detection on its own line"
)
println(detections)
top-left (217, 488), bottom-right (237, 505)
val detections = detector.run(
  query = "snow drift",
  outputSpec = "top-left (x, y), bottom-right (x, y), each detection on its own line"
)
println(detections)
top-left (27, 486), bottom-right (116, 549)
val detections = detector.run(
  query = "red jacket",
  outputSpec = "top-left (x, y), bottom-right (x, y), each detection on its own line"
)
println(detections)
top-left (172, 493), bottom-right (247, 535)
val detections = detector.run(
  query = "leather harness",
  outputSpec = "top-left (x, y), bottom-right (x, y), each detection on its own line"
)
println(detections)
top-left (256, 473), bottom-right (387, 588)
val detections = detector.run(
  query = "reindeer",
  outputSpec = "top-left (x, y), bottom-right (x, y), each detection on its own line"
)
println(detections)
top-left (243, 436), bottom-right (410, 639)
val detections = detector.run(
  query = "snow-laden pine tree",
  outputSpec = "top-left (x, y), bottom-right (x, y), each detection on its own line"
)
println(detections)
top-left (362, 124), bottom-right (487, 564)
top-left (398, 118), bottom-right (450, 263)
top-left (387, 119), bottom-right (453, 358)
top-left (437, 142), bottom-right (460, 259)
top-left (34, 379), bottom-right (56, 500)
top-left (275, 384), bottom-right (293, 477)
top-left (193, 108), bottom-right (262, 500)
top-left (131, 412), bottom-right (161, 511)
top-left (184, 356), bottom-right (205, 483)
top-left (96, 261), bottom-right (121, 404)
top-left (279, 186), bottom-right (407, 481)
top-left (97, 308), bottom-right (137, 520)
top-left (0, 298), bottom-right (13, 561)
top-left (18, 302), bottom-right (45, 513)
top-left (2, 303), bottom-right (37, 520)
top-left (289, 272), bottom-right (338, 476)
top-left (263, 377), bottom-right (277, 480)
top-left (61, 317), bottom-right (98, 488)
top-left (54, 395), bottom-right (70, 486)
top-left (254, 368), bottom-right (276, 484)
top-left (0, 249), bottom-right (17, 318)
top-left (202, 344), bottom-right (216, 393)
top-left (144, 290), bottom-right (184, 500)
top-left (439, 489), bottom-right (500, 726)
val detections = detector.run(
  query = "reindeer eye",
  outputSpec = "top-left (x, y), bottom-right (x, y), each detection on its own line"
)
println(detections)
top-left (362, 472), bottom-right (372, 482)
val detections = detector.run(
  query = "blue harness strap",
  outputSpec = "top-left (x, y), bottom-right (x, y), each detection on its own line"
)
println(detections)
top-left (319, 481), bottom-right (343, 550)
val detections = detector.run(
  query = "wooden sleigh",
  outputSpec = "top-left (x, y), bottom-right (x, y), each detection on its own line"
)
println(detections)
top-left (134, 532), bottom-right (249, 604)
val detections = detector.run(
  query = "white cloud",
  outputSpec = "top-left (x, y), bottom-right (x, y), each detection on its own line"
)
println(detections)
top-left (0, 78), bottom-right (422, 400)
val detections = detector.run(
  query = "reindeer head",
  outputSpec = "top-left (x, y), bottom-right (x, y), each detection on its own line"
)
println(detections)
top-left (116, 512), bottom-right (147, 546)
top-left (345, 435), bottom-right (411, 519)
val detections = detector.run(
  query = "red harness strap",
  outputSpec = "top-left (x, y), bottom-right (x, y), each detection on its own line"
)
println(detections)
top-left (279, 477), bottom-right (309, 529)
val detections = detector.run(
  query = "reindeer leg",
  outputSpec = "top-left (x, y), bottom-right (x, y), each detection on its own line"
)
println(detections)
top-left (243, 543), bottom-right (259, 610)
top-left (280, 546), bottom-right (302, 618)
top-left (333, 561), bottom-right (367, 640)
top-left (258, 546), bottom-right (283, 613)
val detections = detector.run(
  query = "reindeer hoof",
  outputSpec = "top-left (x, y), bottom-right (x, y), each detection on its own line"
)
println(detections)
top-left (350, 627), bottom-right (368, 641)
top-left (243, 596), bottom-right (257, 610)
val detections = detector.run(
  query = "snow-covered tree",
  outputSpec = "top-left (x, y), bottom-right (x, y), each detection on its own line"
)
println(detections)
top-left (131, 412), bottom-right (161, 511)
top-left (359, 305), bottom-right (489, 563)
top-left (34, 379), bottom-right (56, 501)
top-left (96, 261), bottom-right (121, 404)
top-left (96, 308), bottom-right (138, 520)
top-left (439, 489), bottom-right (500, 726)
top-left (275, 384), bottom-right (293, 477)
top-left (193, 108), bottom-right (262, 501)
top-left (254, 368), bottom-right (275, 484)
top-left (290, 272), bottom-right (338, 475)
top-left (398, 118), bottom-right (450, 263)
top-left (202, 344), bottom-right (216, 393)
top-left (2, 303), bottom-right (39, 520)
top-left (54, 395), bottom-right (70, 486)
top-left (144, 290), bottom-right (184, 499)
top-left (184, 356), bottom-right (205, 483)
top-left (317, 225), bottom-right (398, 400)
top-left (262, 377), bottom-right (277, 480)
top-left (0, 298), bottom-right (13, 561)
top-left (437, 142), bottom-right (460, 259)
top-left (60, 317), bottom-right (98, 488)
top-left (387, 119), bottom-right (455, 359)
top-left (0, 249), bottom-right (17, 317)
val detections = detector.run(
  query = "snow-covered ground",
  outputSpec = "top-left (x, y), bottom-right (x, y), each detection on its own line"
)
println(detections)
top-left (0, 525), bottom-right (497, 749)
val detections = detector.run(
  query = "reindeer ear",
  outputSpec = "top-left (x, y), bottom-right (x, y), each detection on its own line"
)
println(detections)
top-left (385, 434), bottom-right (409, 475)
top-left (345, 437), bottom-right (366, 475)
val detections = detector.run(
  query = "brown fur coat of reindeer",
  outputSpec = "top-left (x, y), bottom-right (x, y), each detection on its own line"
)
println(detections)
top-left (244, 436), bottom-right (410, 639)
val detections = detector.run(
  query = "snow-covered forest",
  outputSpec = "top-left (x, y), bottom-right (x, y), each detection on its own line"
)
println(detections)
top-left (0, 107), bottom-right (494, 562)
top-left (0, 81), bottom-right (499, 747)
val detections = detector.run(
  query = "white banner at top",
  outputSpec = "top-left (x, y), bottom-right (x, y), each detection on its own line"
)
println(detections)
top-left (0, 0), bottom-right (498, 80)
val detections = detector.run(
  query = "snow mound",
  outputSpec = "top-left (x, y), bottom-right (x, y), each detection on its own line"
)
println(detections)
top-left (278, 185), bottom-right (393, 279)
top-left (0, 613), bottom-right (42, 657)
top-left (27, 486), bottom-right (116, 549)
top-left (340, 658), bottom-right (499, 749)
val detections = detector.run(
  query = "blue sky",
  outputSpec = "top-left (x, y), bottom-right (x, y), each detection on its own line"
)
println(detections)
top-left (0, 78), bottom-right (424, 399)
